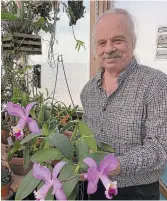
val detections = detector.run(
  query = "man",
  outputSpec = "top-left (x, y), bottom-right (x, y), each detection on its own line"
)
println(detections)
top-left (79, 8), bottom-right (167, 200)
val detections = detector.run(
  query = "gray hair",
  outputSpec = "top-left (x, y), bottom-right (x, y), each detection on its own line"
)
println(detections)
top-left (92, 8), bottom-right (137, 54)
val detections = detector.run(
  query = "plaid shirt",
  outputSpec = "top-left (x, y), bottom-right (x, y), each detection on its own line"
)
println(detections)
top-left (80, 57), bottom-right (167, 188)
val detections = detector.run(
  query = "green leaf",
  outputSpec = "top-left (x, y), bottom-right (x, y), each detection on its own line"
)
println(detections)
top-left (31, 148), bottom-right (63, 163)
top-left (23, 144), bottom-right (30, 169)
top-left (71, 125), bottom-right (78, 142)
top-left (8, 141), bottom-right (21, 160)
top-left (42, 124), bottom-right (49, 136)
top-left (78, 121), bottom-right (97, 152)
top-left (67, 184), bottom-right (79, 200)
top-left (15, 170), bottom-right (40, 200)
top-left (100, 142), bottom-right (115, 153)
top-left (32, 17), bottom-right (45, 27)
top-left (59, 165), bottom-right (79, 198)
top-left (1, 12), bottom-right (19, 20)
top-left (59, 121), bottom-right (75, 134)
top-left (20, 133), bottom-right (43, 145)
top-left (76, 138), bottom-right (89, 161)
top-left (48, 134), bottom-right (74, 160)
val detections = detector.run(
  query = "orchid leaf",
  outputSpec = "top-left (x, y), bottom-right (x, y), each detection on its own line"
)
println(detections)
top-left (31, 148), bottom-right (63, 163)
top-left (8, 141), bottom-right (21, 160)
top-left (76, 138), bottom-right (89, 160)
top-left (15, 170), bottom-right (40, 200)
top-left (23, 143), bottom-right (30, 169)
top-left (67, 184), bottom-right (79, 200)
top-left (78, 121), bottom-right (97, 152)
top-left (59, 121), bottom-right (75, 134)
top-left (59, 165), bottom-right (79, 198)
top-left (20, 133), bottom-right (43, 145)
top-left (100, 142), bottom-right (115, 153)
top-left (48, 133), bottom-right (74, 160)
top-left (1, 12), bottom-right (19, 20)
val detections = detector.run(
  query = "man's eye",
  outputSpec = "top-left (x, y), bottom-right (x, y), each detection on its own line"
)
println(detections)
top-left (115, 39), bottom-right (123, 43)
top-left (99, 42), bottom-right (106, 46)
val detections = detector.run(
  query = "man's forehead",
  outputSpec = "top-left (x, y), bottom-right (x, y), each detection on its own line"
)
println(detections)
top-left (95, 15), bottom-right (131, 38)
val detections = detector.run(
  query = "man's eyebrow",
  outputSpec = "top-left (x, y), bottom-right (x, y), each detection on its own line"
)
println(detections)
top-left (113, 35), bottom-right (126, 39)
top-left (96, 39), bottom-right (106, 43)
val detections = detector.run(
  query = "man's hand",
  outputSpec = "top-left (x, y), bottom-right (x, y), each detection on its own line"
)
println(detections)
top-left (63, 130), bottom-right (72, 139)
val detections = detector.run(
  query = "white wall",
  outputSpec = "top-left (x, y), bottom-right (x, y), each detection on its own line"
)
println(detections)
top-left (28, 2), bottom-right (90, 107)
top-left (114, 1), bottom-right (167, 74)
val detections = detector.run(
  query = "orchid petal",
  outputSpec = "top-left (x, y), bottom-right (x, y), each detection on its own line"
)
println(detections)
top-left (83, 157), bottom-right (98, 169)
top-left (87, 166), bottom-right (99, 181)
top-left (52, 161), bottom-right (67, 178)
top-left (34, 182), bottom-right (52, 201)
top-left (87, 179), bottom-right (99, 194)
top-left (52, 178), bottom-right (67, 200)
top-left (33, 163), bottom-right (51, 182)
top-left (99, 154), bottom-right (118, 174)
top-left (17, 118), bottom-right (26, 129)
top-left (25, 102), bottom-right (37, 117)
top-left (99, 175), bottom-right (118, 199)
top-left (28, 119), bottom-right (40, 134)
top-left (6, 102), bottom-right (25, 117)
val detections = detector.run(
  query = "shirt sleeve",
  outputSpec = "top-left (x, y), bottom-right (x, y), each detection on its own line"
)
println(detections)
top-left (118, 84), bottom-right (167, 176)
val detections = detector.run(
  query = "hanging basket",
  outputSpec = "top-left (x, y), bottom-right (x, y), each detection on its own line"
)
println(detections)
top-left (2, 32), bottom-right (42, 55)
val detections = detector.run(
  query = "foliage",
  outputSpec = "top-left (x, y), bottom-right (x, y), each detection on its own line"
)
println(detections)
top-left (5, 100), bottom-right (115, 200)
top-left (1, 1), bottom-right (59, 34)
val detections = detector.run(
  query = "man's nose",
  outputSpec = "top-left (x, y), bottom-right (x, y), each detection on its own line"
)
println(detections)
top-left (104, 41), bottom-right (116, 54)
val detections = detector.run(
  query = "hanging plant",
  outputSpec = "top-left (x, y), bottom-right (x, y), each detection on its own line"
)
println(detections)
top-left (62, 0), bottom-right (86, 26)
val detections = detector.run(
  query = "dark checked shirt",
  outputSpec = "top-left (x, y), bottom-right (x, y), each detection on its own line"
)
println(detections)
top-left (80, 57), bottom-right (167, 188)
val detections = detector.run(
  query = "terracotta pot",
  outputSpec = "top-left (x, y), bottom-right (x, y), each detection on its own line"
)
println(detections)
top-left (1, 130), bottom-right (10, 145)
top-left (8, 158), bottom-right (32, 176)
top-left (1, 181), bottom-right (12, 198)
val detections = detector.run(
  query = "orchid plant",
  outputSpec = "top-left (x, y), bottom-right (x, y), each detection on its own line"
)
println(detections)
top-left (5, 101), bottom-right (118, 200)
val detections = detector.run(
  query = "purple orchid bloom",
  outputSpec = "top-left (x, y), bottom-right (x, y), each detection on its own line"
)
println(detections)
top-left (33, 162), bottom-right (67, 201)
top-left (6, 102), bottom-right (40, 134)
top-left (83, 154), bottom-right (118, 199)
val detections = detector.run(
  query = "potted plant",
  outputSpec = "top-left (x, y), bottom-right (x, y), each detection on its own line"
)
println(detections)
top-left (1, 165), bottom-right (12, 199)
top-left (4, 100), bottom-right (118, 200)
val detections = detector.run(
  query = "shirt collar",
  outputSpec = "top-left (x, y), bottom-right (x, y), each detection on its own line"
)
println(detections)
top-left (96, 56), bottom-right (138, 87)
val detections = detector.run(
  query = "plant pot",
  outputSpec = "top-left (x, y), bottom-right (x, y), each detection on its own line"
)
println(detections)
top-left (1, 181), bottom-right (12, 198)
top-left (8, 158), bottom-right (32, 176)
top-left (1, 129), bottom-right (10, 145)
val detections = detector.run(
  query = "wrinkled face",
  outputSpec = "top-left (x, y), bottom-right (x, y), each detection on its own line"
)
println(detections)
top-left (94, 14), bottom-right (135, 72)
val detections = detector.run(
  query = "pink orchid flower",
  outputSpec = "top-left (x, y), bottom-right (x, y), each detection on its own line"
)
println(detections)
top-left (12, 126), bottom-right (24, 140)
top-left (6, 102), bottom-right (40, 134)
top-left (33, 162), bottom-right (67, 201)
top-left (83, 154), bottom-right (118, 199)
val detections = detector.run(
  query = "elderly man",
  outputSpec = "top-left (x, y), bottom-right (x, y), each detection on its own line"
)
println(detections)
top-left (79, 8), bottom-right (167, 200)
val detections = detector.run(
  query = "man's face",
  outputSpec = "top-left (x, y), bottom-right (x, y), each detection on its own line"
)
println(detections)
top-left (94, 14), bottom-right (135, 72)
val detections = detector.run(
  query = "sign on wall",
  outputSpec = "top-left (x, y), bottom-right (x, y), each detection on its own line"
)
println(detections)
top-left (156, 25), bottom-right (167, 60)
